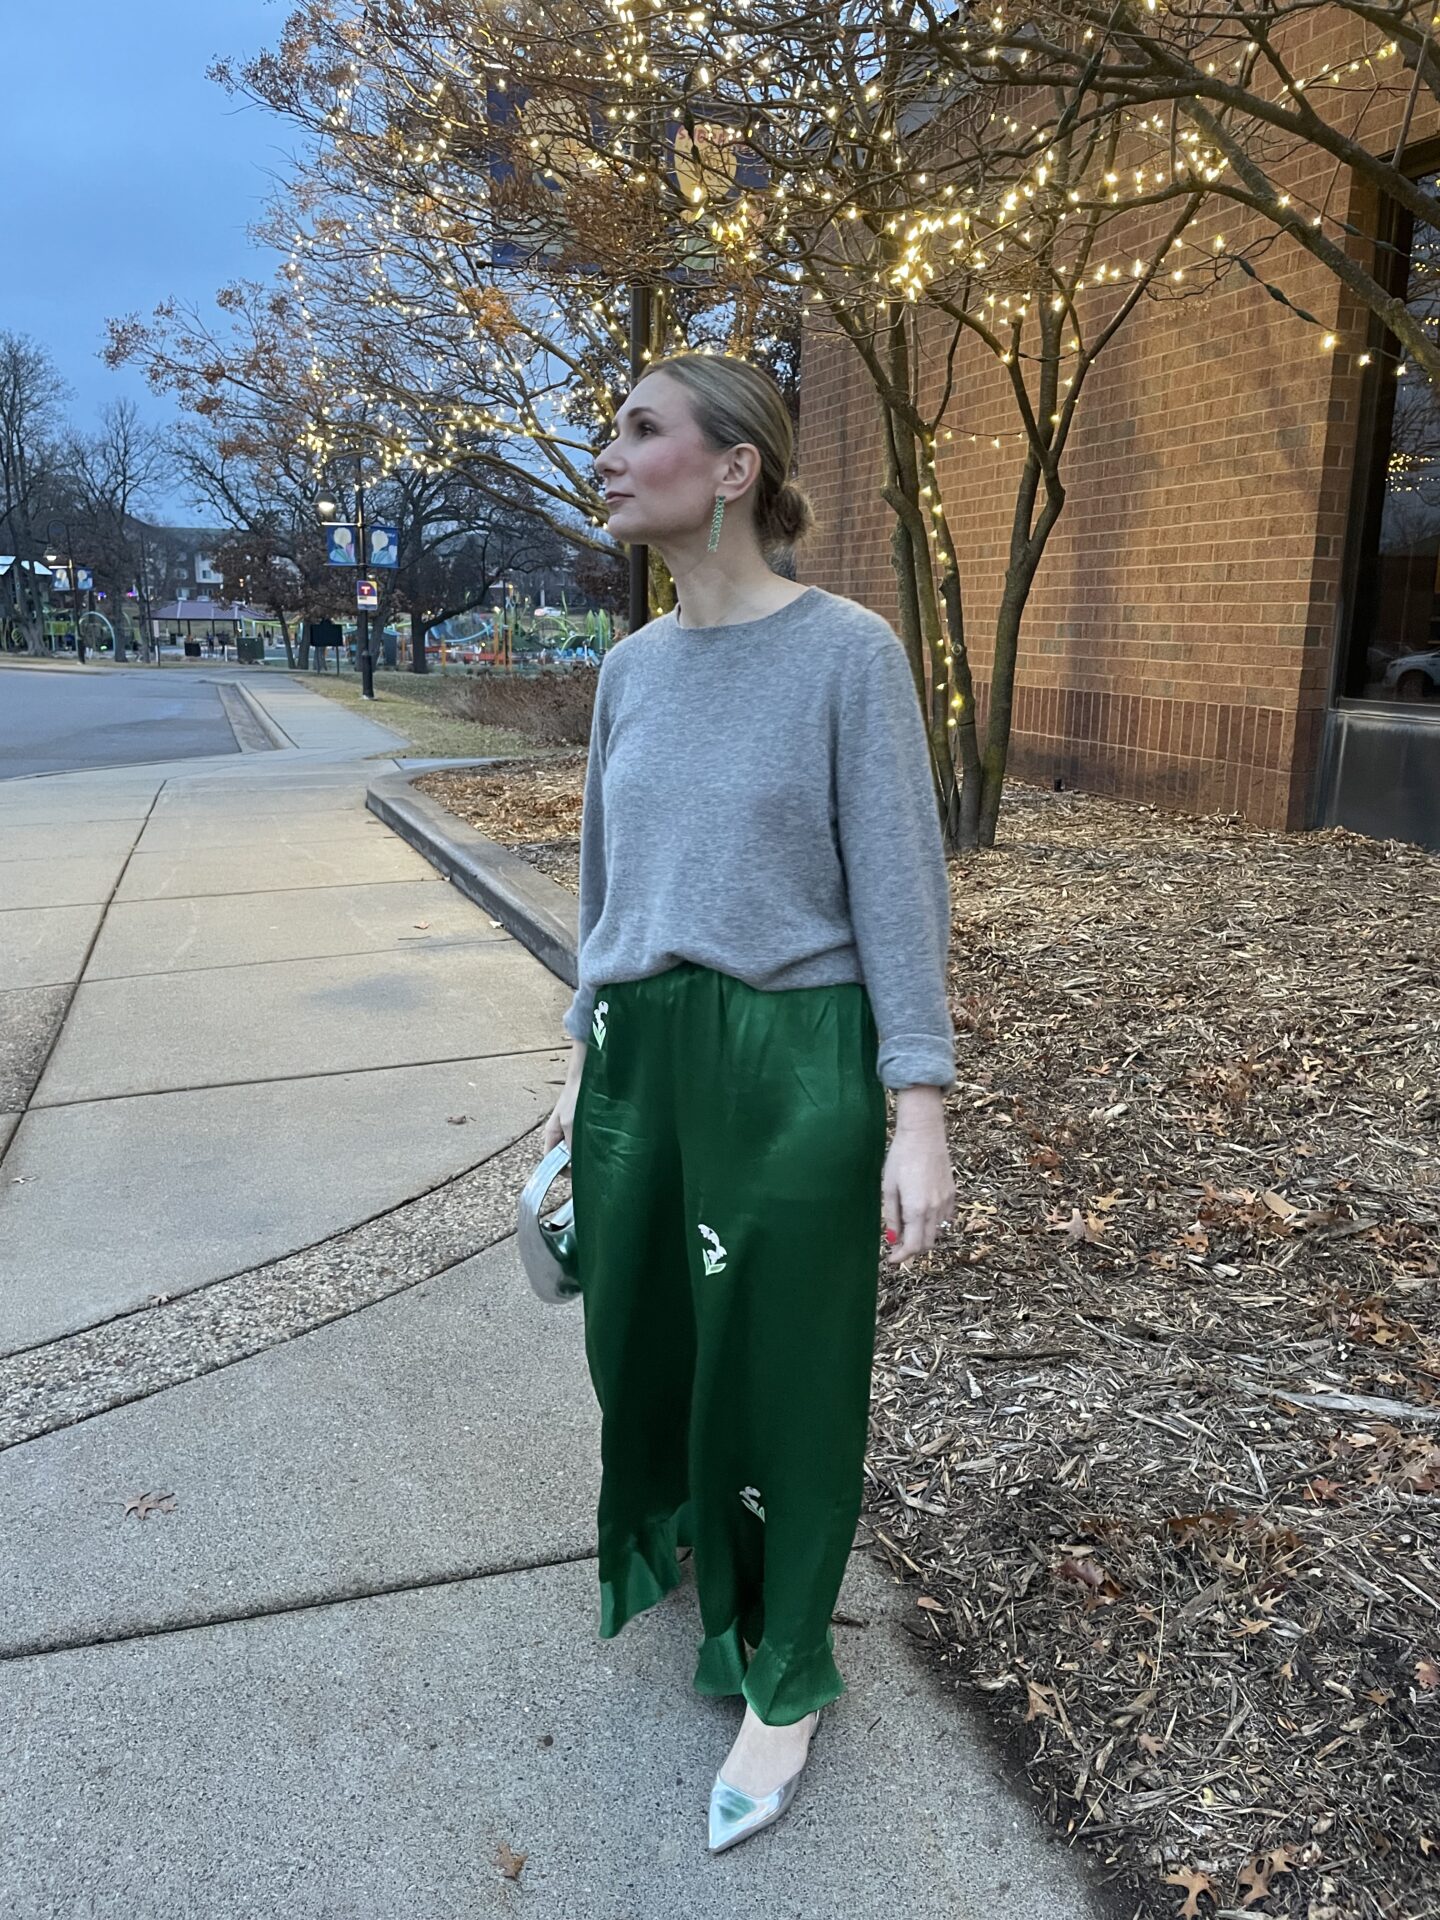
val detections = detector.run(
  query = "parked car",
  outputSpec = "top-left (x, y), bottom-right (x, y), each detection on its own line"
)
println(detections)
top-left (1381, 648), bottom-right (1440, 700)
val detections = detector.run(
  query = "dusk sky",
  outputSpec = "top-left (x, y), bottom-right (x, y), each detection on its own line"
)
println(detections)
top-left (2, 1), bottom-right (295, 510)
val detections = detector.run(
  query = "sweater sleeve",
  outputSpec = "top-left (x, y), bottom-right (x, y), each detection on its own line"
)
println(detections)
top-left (834, 634), bottom-right (957, 1091)
top-left (561, 671), bottom-right (610, 1045)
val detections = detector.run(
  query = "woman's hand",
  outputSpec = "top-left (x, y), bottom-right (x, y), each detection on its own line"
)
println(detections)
top-left (541, 1043), bottom-right (587, 1153)
top-left (541, 1081), bottom-right (578, 1154)
top-left (882, 1090), bottom-right (956, 1266)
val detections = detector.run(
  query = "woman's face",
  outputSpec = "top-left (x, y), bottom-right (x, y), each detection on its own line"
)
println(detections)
top-left (595, 372), bottom-right (752, 549)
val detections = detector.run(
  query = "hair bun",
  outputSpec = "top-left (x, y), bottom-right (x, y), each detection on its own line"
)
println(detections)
top-left (765, 479), bottom-right (815, 551)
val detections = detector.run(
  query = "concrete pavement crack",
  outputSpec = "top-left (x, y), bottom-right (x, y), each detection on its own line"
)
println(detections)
top-left (25, 1043), bottom-right (563, 1112)
top-left (0, 1125), bottom-right (555, 1453)
top-left (0, 785), bottom-right (164, 1180)
top-left (0, 1545), bottom-right (610, 1665)
top-left (69, 931), bottom-right (493, 989)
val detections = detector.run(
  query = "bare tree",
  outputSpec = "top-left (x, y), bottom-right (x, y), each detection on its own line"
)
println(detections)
top-left (295, 0), bottom-right (1209, 844)
top-left (105, 255), bottom-right (736, 655)
top-left (200, 20), bottom-right (805, 605)
top-left (171, 404), bottom-right (347, 670)
top-left (65, 401), bottom-right (172, 662)
top-left (0, 332), bottom-right (69, 653)
top-left (946, 1), bottom-right (1440, 382)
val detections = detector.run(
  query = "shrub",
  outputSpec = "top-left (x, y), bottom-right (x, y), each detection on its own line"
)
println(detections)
top-left (440, 662), bottom-right (599, 746)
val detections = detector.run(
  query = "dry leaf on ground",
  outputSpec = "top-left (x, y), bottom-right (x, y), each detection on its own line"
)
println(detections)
top-left (493, 1840), bottom-right (527, 1880)
top-left (1162, 1866), bottom-right (1216, 1916)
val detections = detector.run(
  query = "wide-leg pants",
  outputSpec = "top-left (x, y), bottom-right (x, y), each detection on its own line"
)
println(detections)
top-left (568, 960), bottom-right (889, 1727)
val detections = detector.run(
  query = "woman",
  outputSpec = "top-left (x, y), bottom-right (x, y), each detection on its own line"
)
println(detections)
top-left (541, 352), bottom-right (957, 1852)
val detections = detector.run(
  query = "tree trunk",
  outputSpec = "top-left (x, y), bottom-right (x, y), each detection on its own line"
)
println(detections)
top-left (277, 610), bottom-right (296, 669)
top-left (135, 582), bottom-right (157, 663)
top-left (297, 621), bottom-right (311, 672)
top-left (107, 584), bottom-right (125, 664)
top-left (875, 303), bottom-right (979, 855)
top-left (648, 546), bottom-right (676, 616)
top-left (964, 278), bottom-right (1071, 848)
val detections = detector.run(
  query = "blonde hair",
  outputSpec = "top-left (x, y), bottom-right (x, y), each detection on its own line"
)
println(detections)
top-left (646, 351), bottom-right (815, 554)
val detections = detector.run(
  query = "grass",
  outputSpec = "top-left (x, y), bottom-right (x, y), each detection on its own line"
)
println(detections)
top-left (286, 666), bottom-right (554, 760)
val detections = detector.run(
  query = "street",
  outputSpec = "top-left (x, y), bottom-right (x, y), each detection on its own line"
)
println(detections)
top-left (0, 666), bottom-right (240, 779)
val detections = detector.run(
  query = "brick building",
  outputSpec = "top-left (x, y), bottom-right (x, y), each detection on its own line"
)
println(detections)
top-left (796, 48), bottom-right (1440, 852)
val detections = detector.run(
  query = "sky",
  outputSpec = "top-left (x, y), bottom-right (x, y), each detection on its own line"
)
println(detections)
top-left (2, 1), bottom-right (295, 514)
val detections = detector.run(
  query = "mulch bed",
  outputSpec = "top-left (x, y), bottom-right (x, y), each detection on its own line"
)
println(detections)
top-left (415, 754), bottom-right (587, 891)
top-left (416, 756), bottom-right (1440, 1920)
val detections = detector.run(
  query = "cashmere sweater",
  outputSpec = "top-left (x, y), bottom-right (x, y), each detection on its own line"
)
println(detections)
top-left (560, 584), bottom-right (957, 1090)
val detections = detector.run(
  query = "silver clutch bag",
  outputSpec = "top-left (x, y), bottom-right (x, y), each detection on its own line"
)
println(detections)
top-left (518, 1140), bottom-right (582, 1304)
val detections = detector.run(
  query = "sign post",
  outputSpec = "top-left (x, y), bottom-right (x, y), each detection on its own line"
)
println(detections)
top-left (322, 477), bottom-right (379, 697)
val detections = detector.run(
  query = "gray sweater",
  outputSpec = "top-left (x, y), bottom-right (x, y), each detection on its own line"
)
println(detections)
top-left (561, 585), bottom-right (956, 1090)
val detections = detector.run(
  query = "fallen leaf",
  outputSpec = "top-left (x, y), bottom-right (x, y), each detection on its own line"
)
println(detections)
top-left (123, 1492), bottom-right (177, 1521)
top-left (1024, 1679), bottom-right (1058, 1721)
top-left (1400, 1447), bottom-right (1440, 1492)
top-left (1058, 1556), bottom-right (1107, 1589)
top-left (494, 1840), bottom-right (527, 1880)
top-left (1051, 1207), bottom-right (1108, 1245)
top-left (1237, 1845), bottom-right (1294, 1906)
top-left (446, 1114), bottom-right (469, 1126)
top-left (1416, 1657), bottom-right (1439, 1690)
top-left (1162, 1865), bottom-right (1215, 1917)
top-left (412, 921), bottom-right (430, 929)
top-left (916, 1594), bottom-right (948, 1612)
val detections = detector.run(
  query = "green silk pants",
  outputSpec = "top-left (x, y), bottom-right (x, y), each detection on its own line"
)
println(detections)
top-left (568, 960), bottom-right (888, 1727)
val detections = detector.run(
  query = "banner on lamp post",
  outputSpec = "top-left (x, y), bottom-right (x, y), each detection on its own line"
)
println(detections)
top-left (367, 525), bottom-right (400, 569)
top-left (325, 524), bottom-right (360, 567)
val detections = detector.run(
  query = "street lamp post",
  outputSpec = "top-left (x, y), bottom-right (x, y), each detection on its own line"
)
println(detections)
top-left (319, 456), bottom-right (375, 701)
top-left (628, 284), bottom-right (652, 635)
top-left (44, 522), bottom-right (87, 663)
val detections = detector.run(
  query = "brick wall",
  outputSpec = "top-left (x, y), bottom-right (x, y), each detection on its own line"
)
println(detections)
top-left (796, 23), bottom-right (1434, 832)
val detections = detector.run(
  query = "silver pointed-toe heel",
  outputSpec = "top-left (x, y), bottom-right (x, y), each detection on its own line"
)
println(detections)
top-left (706, 1708), bottom-right (822, 1855)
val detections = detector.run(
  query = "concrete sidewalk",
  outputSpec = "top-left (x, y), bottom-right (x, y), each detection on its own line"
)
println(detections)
top-left (0, 673), bottom-right (1109, 1917)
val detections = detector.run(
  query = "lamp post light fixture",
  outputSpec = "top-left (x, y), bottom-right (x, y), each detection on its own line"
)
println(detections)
top-left (317, 462), bottom-right (375, 699)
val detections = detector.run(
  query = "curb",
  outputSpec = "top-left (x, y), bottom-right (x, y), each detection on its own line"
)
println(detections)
top-left (228, 676), bottom-right (294, 749)
top-left (0, 658), bottom-right (108, 674)
top-left (212, 681), bottom-right (287, 753)
top-left (366, 765), bottom-right (579, 992)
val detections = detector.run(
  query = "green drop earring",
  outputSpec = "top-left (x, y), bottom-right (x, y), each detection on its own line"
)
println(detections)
top-left (707, 492), bottom-right (726, 552)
